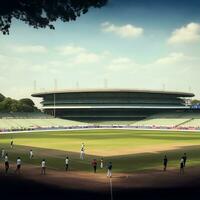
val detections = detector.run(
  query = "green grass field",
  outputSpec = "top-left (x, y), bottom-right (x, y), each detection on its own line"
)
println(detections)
top-left (1, 129), bottom-right (200, 173)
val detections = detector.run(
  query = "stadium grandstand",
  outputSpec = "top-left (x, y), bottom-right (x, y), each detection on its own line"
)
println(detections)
top-left (31, 89), bottom-right (194, 119)
top-left (30, 89), bottom-right (199, 129)
top-left (1, 89), bottom-right (200, 132)
top-left (0, 112), bottom-right (88, 132)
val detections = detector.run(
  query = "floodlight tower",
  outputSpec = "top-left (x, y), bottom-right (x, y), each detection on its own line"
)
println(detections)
top-left (33, 80), bottom-right (37, 92)
top-left (162, 84), bottom-right (166, 91)
top-left (53, 79), bottom-right (57, 118)
top-left (104, 78), bottom-right (108, 88)
top-left (76, 81), bottom-right (79, 89)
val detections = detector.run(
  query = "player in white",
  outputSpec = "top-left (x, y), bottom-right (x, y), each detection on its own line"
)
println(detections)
top-left (80, 147), bottom-right (84, 160)
top-left (1, 148), bottom-right (5, 159)
top-left (29, 149), bottom-right (33, 159)
top-left (41, 159), bottom-right (46, 175)
top-left (100, 158), bottom-right (104, 169)
top-left (16, 157), bottom-right (21, 174)
top-left (65, 156), bottom-right (69, 171)
top-left (180, 157), bottom-right (184, 175)
top-left (107, 162), bottom-right (112, 178)
top-left (4, 153), bottom-right (9, 174)
top-left (80, 143), bottom-right (85, 160)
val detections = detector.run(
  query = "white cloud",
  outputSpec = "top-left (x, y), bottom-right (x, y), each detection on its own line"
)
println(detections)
top-left (58, 44), bottom-right (103, 65)
top-left (101, 22), bottom-right (143, 38)
top-left (154, 52), bottom-right (189, 65)
top-left (1, 40), bottom-right (200, 103)
top-left (11, 45), bottom-right (47, 53)
top-left (107, 57), bottom-right (138, 71)
top-left (0, 53), bottom-right (28, 73)
top-left (168, 22), bottom-right (200, 44)
top-left (74, 52), bottom-right (101, 64)
top-left (58, 45), bottom-right (85, 55)
top-left (111, 57), bottom-right (132, 64)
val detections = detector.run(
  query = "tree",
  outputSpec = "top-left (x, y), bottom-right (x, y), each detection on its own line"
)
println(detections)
top-left (0, 94), bottom-right (37, 112)
top-left (0, 0), bottom-right (108, 34)
top-left (1, 97), bottom-right (13, 112)
top-left (20, 98), bottom-right (35, 107)
top-left (19, 98), bottom-right (36, 112)
top-left (191, 99), bottom-right (200, 105)
top-left (10, 100), bottom-right (20, 112)
top-left (0, 93), bottom-right (5, 102)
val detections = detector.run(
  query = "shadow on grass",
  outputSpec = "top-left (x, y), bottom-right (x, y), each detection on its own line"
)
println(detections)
top-left (0, 174), bottom-right (200, 200)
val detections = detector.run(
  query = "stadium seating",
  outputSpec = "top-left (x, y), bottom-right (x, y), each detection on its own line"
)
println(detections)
top-left (179, 119), bottom-right (200, 128)
top-left (130, 112), bottom-right (200, 128)
top-left (88, 120), bottom-right (137, 125)
top-left (1, 111), bottom-right (200, 132)
top-left (0, 112), bottom-right (89, 131)
top-left (131, 118), bottom-right (191, 127)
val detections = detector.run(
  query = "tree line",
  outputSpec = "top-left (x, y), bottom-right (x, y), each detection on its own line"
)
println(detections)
top-left (0, 93), bottom-right (37, 112)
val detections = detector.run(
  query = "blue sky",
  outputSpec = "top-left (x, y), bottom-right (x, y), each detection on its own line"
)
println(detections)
top-left (0, 0), bottom-right (200, 105)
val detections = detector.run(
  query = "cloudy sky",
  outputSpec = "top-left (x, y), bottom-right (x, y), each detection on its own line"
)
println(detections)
top-left (0, 0), bottom-right (200, 106)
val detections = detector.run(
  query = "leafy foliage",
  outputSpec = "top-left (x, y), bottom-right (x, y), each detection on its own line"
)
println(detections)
top-left (191, 99), bottom-right (200, 105)
top-left (0, 0), bottom-right (108, 34)
top-left (0, 93), bottom-right (5, 102)
top-left (0, 94), bottom-right (37, 112)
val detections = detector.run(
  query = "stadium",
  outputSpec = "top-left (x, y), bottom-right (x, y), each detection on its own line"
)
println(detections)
top-left (32, 89), bottom-right (194, 120)
top-left (30, 88), bottom-right (200, 128)
top-left (2, 0), bottom-right (200, 199)
top-left (1, 89), bottom-right (200, 200)
top-left (1, 88), bottom-right (200, 131)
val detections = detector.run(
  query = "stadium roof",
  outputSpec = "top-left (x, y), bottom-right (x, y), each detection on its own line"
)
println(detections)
top-left (32, 89), bottom-right (194, 98)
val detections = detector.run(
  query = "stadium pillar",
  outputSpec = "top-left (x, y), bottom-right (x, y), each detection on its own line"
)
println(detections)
top-left (53, 93), bottom-right (56, 118)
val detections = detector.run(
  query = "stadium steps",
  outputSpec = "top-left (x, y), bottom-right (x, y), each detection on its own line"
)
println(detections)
top-left (0, 112), bottom-right (90, 130)
top-left (90, 120), bottom-right (138, 125)
top-left (131, 118), bottom-right (191, 127)
top-left (175, 118), bottom-right (194, 128)
top-left (178, 119), bottom-right (200, 128)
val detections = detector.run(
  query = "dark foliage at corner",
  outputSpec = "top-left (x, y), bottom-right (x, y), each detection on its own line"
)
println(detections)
top-left (0, 0), bottom-right (108, 34)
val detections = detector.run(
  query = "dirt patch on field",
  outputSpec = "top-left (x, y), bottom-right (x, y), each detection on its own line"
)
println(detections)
top-left (90, 143), bottom-right (199, 156)
top-left (26, 143), bottom-right (200, 157)
top-left (7, 143), bottom-right (200, 158)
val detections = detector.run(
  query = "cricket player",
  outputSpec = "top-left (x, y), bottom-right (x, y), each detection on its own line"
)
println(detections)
top-left (100, 158), bottom-right (104, 169)
top-left (5, 153), bottom-right (9, 174)
top-left (180, 157), bottom-right (184, 175)
top-left (92, 159), bottom-right (97, 173)
top-left (107, 162), bottom-right (112, 178)
top-left (16, 157), bottom-right (21, 174)
top-left (41, 159), bottom-right (46, 175)
top-left (163, 155), bottom-right (168, 171)
top-left (29, 149), bottom-right (33, 159)
top-left (10, 139), bottom-right (13, 148)
top-left (65, 156), bottom-right (69, 171)
top-left (80, 147), bottom-right (84, 160)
